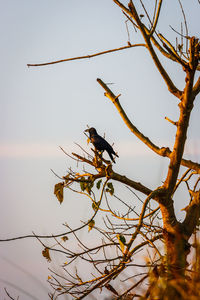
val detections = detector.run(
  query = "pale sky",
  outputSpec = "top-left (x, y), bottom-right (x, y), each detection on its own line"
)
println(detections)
top-left (0, 1), bottom-right (200, 299)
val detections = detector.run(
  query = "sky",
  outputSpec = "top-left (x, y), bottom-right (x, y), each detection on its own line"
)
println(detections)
top-left (0, 1), bottom-right (200, 299)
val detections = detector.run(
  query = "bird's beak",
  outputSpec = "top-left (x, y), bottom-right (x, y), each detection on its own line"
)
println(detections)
top-left (84, 129), bottom-right (89, 132)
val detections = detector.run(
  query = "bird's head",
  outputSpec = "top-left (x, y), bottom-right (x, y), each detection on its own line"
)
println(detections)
top-left (84, 127), bottom-right (97, 137)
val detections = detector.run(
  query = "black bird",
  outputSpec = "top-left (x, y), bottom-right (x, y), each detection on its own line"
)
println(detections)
top-left (85, 127), bottom-right (119, 163)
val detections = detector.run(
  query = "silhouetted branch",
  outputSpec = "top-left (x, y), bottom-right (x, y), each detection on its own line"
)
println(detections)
top-left (4, 288), bottom-right (16, 300)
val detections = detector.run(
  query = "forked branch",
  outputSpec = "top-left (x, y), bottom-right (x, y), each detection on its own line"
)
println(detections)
top-left (164, 37), bottom-right (200, 193)
top-left (113, 0), bottom-right (182, 98)
top-left (97, 78), bottom-right (200, 173)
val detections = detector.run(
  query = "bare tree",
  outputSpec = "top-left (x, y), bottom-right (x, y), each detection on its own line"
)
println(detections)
top-left (2, 1), bottom-right (200, 299)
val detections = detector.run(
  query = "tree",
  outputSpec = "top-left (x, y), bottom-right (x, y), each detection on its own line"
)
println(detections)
top-left (2, 1), bottom-right (200, 299)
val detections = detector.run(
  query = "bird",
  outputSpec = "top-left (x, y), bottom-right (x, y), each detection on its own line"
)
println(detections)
top-left (85, 127), bottom-right (119, 163)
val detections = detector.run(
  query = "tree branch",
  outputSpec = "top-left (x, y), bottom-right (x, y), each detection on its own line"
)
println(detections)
top-left (122, 0), bottom-right (189, 69)
top-left (158, 33), bottom-right (188, 68)
top-left (164, 37), bottom-right (199, 193)
top-left (26, 0), bottom-right (189, 75)
top-left (113, 0), bottom-right (182, 99)
top-left (149, 0), bottom-right (163, 36)
top-left (192, 76), bottom-right (200, 97)
top-left (111, 171), bottom-right (152, 196)
top-left (97, 78), bottom-right (170, 155)
top-left (27, 44), bottom-right (146, 67)
top-left (125, 187), bottom-right (164, 255)
top-left (182, 190), bottom-right (200, 237)
top-left (97, 78), bottom-right (200, 173)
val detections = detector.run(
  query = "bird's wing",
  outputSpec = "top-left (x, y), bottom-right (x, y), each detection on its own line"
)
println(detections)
top-left (91, 135), bottom-right (107, 151)
top-left (91, 135), bottom-right (115, 154)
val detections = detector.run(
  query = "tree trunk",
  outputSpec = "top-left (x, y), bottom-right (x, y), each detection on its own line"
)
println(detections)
top-left (147, 201), bottom-right (191, 300)
top-left (159, 200), bottom-right (190, 275)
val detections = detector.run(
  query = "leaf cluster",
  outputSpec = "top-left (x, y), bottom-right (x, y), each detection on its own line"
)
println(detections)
top-left (80, 177), bottom-right (94, 195)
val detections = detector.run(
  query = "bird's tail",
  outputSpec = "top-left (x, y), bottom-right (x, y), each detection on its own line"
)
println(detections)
top-left (108, 152), bottom-right (115, 163)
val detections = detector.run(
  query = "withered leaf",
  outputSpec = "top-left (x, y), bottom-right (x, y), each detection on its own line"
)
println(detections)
top-left (96, 179), bottom-right (102, 190)
top-left (88, 219), bottom-right (95, 232)
top-left (106, 182), bottom-right (114, 195)
top-left (117, 234), bottom-right (126, 253)
top-left (92, 201), bottom-right (100, 212)
top-left (61, 236), bottom-right (68, 242)
top-left (54, 182), bottom-right (64, 204)
top-left (42, 247), bottom-right (51, 262)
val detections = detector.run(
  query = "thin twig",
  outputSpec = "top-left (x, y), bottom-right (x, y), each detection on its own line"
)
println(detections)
top-left (165, 116), bottom-right (178, 126)
top-left (116, 274), bottom-right (148, 299)
top-left (178, 0), bottom-right (189, 53)
top-left (4, 288), bottom-right (16, 300)
top-left (27, 44), bottom-right (145, 67)
top-left (149, 0), bottom-right (163, 36)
